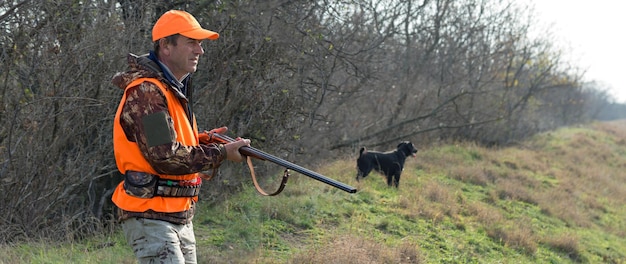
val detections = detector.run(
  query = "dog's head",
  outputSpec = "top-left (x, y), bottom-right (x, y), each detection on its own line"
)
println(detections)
top-left (397, 141), bottom-right (418, 157)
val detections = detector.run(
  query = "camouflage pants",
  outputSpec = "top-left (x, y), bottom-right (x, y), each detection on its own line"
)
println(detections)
top-left (121, 217), bottom-right (197, 264)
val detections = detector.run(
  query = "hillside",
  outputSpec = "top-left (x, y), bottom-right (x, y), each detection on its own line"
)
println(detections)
top-left (2, 121), bottom-right (625, 263)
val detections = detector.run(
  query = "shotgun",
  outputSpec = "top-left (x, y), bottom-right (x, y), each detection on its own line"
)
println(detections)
top-left (204, 132), bottom-right (357, 194)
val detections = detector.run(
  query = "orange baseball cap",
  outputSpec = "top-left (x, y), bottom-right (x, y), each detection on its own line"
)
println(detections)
top-left (152, 10), bottom-right (219, 42)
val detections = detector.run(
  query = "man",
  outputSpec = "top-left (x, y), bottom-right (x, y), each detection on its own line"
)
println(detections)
top-left (111, 10), bottom-right (249, 263)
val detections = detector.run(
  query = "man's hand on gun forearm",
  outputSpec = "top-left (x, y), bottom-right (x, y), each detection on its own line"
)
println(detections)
top-left (199, 126), bottom-right (250, 162)
top-left (224, 138), bottom-right (251, 162)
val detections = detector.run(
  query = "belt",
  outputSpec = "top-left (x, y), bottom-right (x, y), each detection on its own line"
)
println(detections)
top-left (124, 171), bottom-right (201, 198)
top-left (156, 178), bottom-right (201, 197)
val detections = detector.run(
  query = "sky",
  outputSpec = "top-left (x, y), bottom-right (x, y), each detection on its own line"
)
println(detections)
top-left (525, 0), bottom-right (626, 103)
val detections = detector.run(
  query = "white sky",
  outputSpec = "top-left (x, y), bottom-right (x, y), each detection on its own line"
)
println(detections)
top-left (525, 0), bottom-right (626, 103)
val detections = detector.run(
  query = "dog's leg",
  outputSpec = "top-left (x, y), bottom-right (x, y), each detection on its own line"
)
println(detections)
top-left (393, 173), bottom-right (400, 188)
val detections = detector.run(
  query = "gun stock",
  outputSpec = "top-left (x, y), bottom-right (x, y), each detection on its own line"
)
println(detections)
top-left (212, 133), bottom-right (357, 194)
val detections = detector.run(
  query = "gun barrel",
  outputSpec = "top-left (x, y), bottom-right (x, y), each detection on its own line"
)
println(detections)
top-left (240, 147), bottom-right (357, 193)
top-left (213, 134), bottom-right (357, 193)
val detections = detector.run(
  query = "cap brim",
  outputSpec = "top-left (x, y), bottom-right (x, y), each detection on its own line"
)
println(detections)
top-left (180, 28), bottom-right (219, 40)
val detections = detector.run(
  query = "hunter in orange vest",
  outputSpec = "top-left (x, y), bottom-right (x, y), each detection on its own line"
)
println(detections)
top-left (111, 10), bottom-right (250, 263)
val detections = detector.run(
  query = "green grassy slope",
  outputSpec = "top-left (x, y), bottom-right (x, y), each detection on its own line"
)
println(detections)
top-left (2, 121), bottom-right (625, 264)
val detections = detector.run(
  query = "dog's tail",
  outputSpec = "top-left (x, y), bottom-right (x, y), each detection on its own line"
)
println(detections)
top-left (359, 147), bottom-right (366, 157)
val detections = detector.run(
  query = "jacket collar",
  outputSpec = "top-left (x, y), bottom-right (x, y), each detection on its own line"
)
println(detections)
top-left (147, 51), bottom-right (190, 97)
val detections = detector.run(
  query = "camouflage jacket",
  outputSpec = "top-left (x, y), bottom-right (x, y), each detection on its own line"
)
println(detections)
top-left (112, 53), bottom-right (225, 175)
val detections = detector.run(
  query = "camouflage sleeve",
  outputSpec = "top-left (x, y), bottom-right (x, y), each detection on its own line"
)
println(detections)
top-left (119, 81), bottom-right (225, 175)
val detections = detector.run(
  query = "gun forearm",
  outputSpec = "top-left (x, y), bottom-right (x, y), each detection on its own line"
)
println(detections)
top-left (210, 133), bottom-right (357, 193)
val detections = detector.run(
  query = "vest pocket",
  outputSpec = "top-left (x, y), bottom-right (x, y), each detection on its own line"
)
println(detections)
top-left (123, 171), bottom-right (158, 198)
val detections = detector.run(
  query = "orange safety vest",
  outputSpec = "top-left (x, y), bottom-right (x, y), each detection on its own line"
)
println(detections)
top-left (112, 77), bottom-right (200, 213)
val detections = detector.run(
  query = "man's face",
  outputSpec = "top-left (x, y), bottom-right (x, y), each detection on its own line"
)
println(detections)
top-left (160, 35), bottom-right (205, 79)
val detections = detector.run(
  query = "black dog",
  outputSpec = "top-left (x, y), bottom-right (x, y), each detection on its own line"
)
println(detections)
top-left (356, 141), bottom-right (418, 188)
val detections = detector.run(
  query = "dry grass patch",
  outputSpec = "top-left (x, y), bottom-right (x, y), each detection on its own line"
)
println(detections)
top-left (578, 165), bottom-right (626, 204)
top-left (466, 201), bottom-right (504, 228)
top-left (495, 175), bottom-right (538, 205)
top-left (485, 220), bottom-right (537, 255)
top-left (536, 184), bottom-right (593, 228)
top-left (415, 142), bottom-right (483, 171)
top-left (290, 235), bottom-right (424, 264)
top-left (541, 232), bottom-right (582, 262)
top-left (417, 180), bottom-right (461, 223)
top-left (593, 121), bottom-right (626, 148)
top-left (396, 195), bottom-right (414, 210)
top-left (449, 165), bottom-right (492, 186)
top-left (535, 155), bottom-right (622, 228)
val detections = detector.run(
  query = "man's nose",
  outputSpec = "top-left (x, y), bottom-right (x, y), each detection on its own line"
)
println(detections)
top-left (195, 44), bottom-right (204, 55)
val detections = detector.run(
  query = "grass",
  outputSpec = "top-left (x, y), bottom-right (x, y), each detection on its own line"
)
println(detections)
top-left (1, 120), bottom-right (626, 263)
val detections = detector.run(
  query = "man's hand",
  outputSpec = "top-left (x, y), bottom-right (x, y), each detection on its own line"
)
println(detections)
top-left (223, 138), bottom-right (251, 162)
top-left (198, 127), bottom-right (250, 162)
